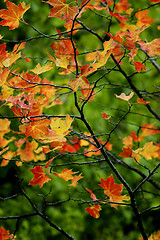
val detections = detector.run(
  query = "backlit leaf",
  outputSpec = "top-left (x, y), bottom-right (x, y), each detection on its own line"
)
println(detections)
top-left (31, 63), bottom-right (54, 74)
top-left (0, 1), bottom-right (30, 30)
top-left (44, 0), bottom-right (79, 22)
top-left (133, 61), bottom-right (146, 72)
top-left (137, 98), bottom-right (150, 105)
top-left (135, 10), bottom-right (154, 28)
top-left (86, 204), bottom-right (101, 218)
top-left (55, 168), bottom-right (77, 181)
top-left (29, 165), bottom-right (51, 188)
top-left (99, 174), bottom-right (130, 208)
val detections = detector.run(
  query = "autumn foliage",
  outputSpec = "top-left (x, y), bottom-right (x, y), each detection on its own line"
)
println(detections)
top-left (0, 0), bottom-right (160, 239)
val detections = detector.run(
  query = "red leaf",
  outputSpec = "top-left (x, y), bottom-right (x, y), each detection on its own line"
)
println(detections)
top-left (29, 165), bottom-right (51, 188)
top-left (0, 226), bottom-right (14, 240)
top-left (86, 204), bottom-right (101, 218)
top-left (119, 147), bottom-right (132, 158)
top-left (133, 61), bottom-right (146, 72)
top-left (101, 112), bottom-right (111, 120)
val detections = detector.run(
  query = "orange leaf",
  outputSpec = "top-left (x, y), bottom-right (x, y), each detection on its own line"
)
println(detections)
top-left (138, 39), bottom-right (160, 56)
top-left (44, 0), bottom-right (79, 22)
top-left (140, 142), bottom-right (159, 160)
top-left (70, 173), bottom-right (83, 187)
top-left (69, 64), bottom-right (94, 92)
top-left (91, 39), bottom-right (116, 69)
top-left (0, 44), bottom-right (7, 63)
top-left (115, 0), bottom-right (131, 13)
top-left (68, 76), bottom-right (89, 92)
top-left (19, 119), bottom-right (51, 139)
top-left (0, 68), bottom-right (10, 86)
top-left (122, 136), bottom-right (133, 148)
top-left (141, 123), bottom-right (160, 137)
top-left (29, 165), bottom-right (51, 188)
top-left (86, 204), bottom-right (102, 218)
top-left (115, 91), bottom-right (134, 101)
top-left (99, 174), bottom-right (130, 208)
top-left (137, 98), bottom-right (150, 105)
top-left (135, 10), bottom-right (154, 28)
top-left (55, 168), bottom-right (78, 181)
top-left (0, 1), bottom-right (30, 30)
top-left (0, 118), bottom-right (10, 138)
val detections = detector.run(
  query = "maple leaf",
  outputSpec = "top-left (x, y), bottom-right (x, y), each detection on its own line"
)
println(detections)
top-left (141, 123), bottom-right (160, 137)
top-left (135, 10), bottom-right (154, 28)
top-left (0, 44), bottom-right (7, 63)
top-left (62, 140), bottom-right (80, 153)
top-left (29, 165), bottom-right (51, 188)
top-left (19, 140), bottom-right (39, 162)
top-left (140, 142), bottom-right (159, 160)
top-left (122, 136), bottom-right (133, 148)
top-left (140, 230), bottom-right (160, 240)
top-left (105, 32), bottom-right (123, 43)
top-left (115, 0), bottom-right (131, 13)
top-left (99, 174), bottom-right (130, 208)
top-left (55, 168), bottom-right (78, 181)
top-left (137, 98), bottom-right (150, 105)
top-left (119, 146), bottom-right (142, 162)
top-left (115, 91), bottom-right (134, 101)
top-left (31, 62), bottom-right (54, 74)
top-left (71, 173), bottom-right (83, 187)
top-left (86, 204), bottom-right (102, 218)
top-left (68, 65), bottom-right (94, 92)
top-left (138, 39), bottom-right (160, 56)
top-left (0, 226), bottom-right (13, 240)
top-left (50, 115), bottom-right (73, 140)
top-left (0, 1), bottom-right (30, 30)
top-left (19, 119), bottom-right (51, 139)
top-left (44, 0), bottom-right (79, 22)
top-left (68, 75), bottom-right (89, 92)
top-left (0, 118), bottom-right (10, 138)
top-left (91, 39), bottom-right (116, 69)
top-left (133, 61), bottom-right (146, 72)
top-left (109, 11), bottom-right (128, 22)
top-left (0, 68), bottom-right (10, 87)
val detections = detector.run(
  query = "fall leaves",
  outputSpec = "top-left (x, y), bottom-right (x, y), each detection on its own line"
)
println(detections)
top-left (86, 174), bottom-right (130, 218)
top-left (0, 1), bottom-right (160, 238)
